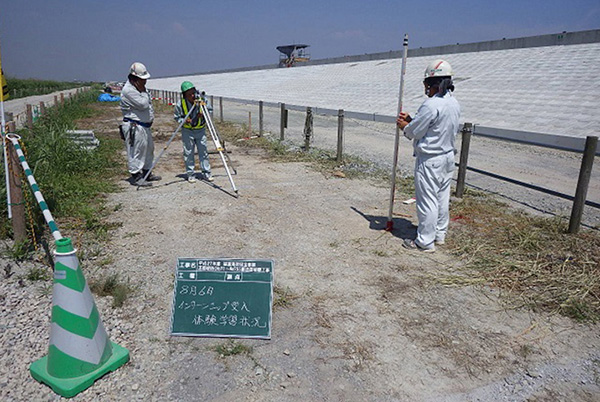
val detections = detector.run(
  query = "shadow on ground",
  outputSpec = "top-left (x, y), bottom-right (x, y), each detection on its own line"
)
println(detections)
top-left (350, 206), bottom-right (416, 240)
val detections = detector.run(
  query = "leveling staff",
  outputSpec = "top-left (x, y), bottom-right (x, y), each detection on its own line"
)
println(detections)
top-left (120, 62), bottom-right (161, 187)
top-left (397, 59), bottom-right (461, 252)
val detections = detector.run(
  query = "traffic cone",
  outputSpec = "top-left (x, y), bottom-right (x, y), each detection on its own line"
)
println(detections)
top-left (30, 237), bottom-right (129, 398)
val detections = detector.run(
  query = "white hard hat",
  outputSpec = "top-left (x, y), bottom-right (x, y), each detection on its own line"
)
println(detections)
top-left (129, 62), bottom-right (151, 79)
top-left (424, 59), bottom-right (453, 79)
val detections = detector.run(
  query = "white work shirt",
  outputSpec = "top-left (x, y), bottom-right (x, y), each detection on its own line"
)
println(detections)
top-left (403, 92), bottom-right (461, 156)
top-left (120, 80), bottom-right (154, 124)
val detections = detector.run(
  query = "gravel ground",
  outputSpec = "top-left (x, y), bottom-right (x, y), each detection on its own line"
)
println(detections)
top-left (1, 102), bottom-right (599, 401)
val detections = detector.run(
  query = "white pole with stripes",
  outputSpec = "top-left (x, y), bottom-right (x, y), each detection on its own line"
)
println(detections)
top-left (6, 134), bottom-right (62, 240)
top-left (386, 34), bottom-right (409, 231)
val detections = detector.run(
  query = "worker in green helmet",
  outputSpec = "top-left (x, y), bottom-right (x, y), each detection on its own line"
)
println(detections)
top-left (174, 81), bottom-right (213, 183)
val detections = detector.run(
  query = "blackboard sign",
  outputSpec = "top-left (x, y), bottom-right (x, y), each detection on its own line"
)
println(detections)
top-left (170, 258), bottom-right (273, 339)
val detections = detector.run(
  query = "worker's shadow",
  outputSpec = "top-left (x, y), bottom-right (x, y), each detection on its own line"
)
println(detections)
top-left (350, 206), bottom-right (416, 240)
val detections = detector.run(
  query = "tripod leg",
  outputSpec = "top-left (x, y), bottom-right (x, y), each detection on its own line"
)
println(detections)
top-left (201, 103), bottom-right (238, 194)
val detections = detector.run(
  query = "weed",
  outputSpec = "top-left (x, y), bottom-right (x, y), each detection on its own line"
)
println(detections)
top-left (343, 340), bottom-right (373, 371)
top-left (97, 256), bottom-right (114, 267)
top-left (27, 267), bottom-right (50, 281)
top-left (89, 273), bottom-right (134, 308)
top-left (123, 232), bottom-right (140, 239)
top-left (518, 344), bottom-right (535, 360)
top-left (3, 240), bottom-right (33, 262)
top-left (0, 88), bottom-right (122, 244)
top-left (372, 249), bottom-right (389, 257)
top-left (213, 339), bottom-right (253, 357)
top-left (273, 285), bottom-right (299, 309)
top-left (3, 263), bottom-right (12, 279)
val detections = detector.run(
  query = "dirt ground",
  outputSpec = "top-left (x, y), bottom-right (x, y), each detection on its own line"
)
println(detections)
top-left (3, 102), bottom-right (600, 401)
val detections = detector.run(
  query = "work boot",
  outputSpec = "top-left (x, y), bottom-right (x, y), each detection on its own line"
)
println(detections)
top-left (203, 172), bottom-right (215, 182)
top-left (142, 169), bottom-right (162, 181)
top-left (131, 172), bottom-right (152, 187)
top-left (402, 238), bottom-right (435, 253)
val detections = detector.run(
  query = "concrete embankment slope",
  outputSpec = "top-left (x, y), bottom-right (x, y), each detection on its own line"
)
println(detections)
top-left (148, 29), bottom-right (600, 140)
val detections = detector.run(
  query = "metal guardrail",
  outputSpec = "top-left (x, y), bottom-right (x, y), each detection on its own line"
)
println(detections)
top-left (217, 95), bottom-right (600, 155)
top-left (471, 125), bottom-right (600, 156)
top-left (216, 95), bottom-right (599, 231)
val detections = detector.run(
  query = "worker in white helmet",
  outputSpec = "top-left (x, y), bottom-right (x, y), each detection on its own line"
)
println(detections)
top-left (173, 81), bottom-right (213, 183)
top-left (119, 62), bottom-right (161, 187)
top-left (397, 59), bottom-right (461, 252)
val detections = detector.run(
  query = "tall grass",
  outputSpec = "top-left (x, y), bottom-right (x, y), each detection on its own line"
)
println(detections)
top-left (5, 77), bottom-right (96, 99)
top-left (0, 88), bottom-right (122, 241)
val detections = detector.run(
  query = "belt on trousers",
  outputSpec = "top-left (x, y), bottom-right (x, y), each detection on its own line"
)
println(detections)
top-left (123, 118), bottom-right (152, 128)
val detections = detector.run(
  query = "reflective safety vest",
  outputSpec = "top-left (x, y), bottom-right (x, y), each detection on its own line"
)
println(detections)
top-left (182, 100), bottom-right (205, 129)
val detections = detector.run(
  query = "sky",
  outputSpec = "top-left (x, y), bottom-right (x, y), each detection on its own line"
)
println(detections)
top-left (0, 0), bottom-right (599, 82)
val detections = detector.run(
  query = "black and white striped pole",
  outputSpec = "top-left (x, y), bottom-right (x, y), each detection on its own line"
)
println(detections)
top-left (386, 33), bottom-right (409, 231)
top-left (6, 133), bottom-right (62, 240)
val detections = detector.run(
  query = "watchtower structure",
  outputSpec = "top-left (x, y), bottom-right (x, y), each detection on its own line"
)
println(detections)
top-left (277, 44), bottom-right (311, 67)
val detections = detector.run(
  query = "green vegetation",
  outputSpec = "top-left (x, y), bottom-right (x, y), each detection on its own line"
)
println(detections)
top-left (5, 77), bottom-right (96, 99)
top-left (89, 273), bottom-right (134, 308)
top-left (26, 266), bottom-right (50, 281)
top-left (0, 88), bottom-right (123, 244)
top-left (2, 239), bottom-right (33, 261)
top-left (212, 339), bottom-right (253, 357)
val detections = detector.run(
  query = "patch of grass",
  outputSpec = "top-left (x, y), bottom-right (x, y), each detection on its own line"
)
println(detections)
top-left (0, 90), bottom-right (123, 246)
top-left (123, 232), bottom-right (140, 239)
top-left (273, 285), bottom-right (299, 309)
top-left (212, 339), bottom-right (253, 357)
top-left (518, 344), bottom-right (535, 360)
top-left (89, 273), bottom-right (134, 308)
top-left (97, 256), bottom-right (114, 267)
top-left (5, 78), bottom-right (95, 99)
top-left (26, 266), bottom-right (50, 281)
top-left (2, 240), bottom-right (34, 262)
top-left (343, 340), bottom-right (373, 371)
top-left (38, 283), bottom-right (53, 297)
top-left (447, 194), bottom-right (600, 321)
top-left (372, 249), bottom-right (389, 257)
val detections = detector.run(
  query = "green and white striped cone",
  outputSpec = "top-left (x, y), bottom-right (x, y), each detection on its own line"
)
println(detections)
top-left (30, 238), bottom-right (129, 398)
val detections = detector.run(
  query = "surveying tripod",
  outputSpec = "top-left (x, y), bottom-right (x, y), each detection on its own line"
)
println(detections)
top-left (140, 94), bottom-right (238, 196)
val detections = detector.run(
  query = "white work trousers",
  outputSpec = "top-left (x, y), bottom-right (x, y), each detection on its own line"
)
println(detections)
top-left (414, 152), bottom-right (455, 249)
top-left (182, 127), bottom-right (211, 176)
top-left (123, 122), bottom-right (154, 175)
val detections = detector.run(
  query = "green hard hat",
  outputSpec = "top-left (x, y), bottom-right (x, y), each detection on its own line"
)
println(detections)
top-left (180, 81), bottom-right (195, 93)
